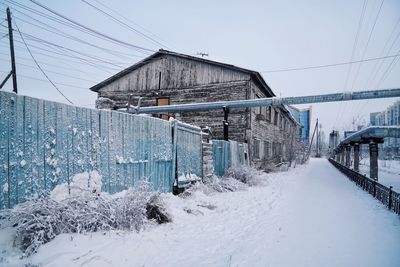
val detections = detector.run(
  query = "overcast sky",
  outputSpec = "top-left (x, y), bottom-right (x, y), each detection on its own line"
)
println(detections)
top-left (1, 0), bottom-right (399, 138)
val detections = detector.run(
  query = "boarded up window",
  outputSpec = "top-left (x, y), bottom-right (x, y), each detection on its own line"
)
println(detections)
top-left (253, 139), bottom-right (260, 159)
top-left (256, 95), bottom-right (261, 114)
top-left (156, 97), bottom-right (170, 120)
top-left (264, 141), bottom-right (270, 159)
top-left (266, 106), bottom-right (272, 122)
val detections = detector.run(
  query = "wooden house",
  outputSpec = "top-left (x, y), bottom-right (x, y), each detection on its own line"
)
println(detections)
top-left (90, 50), bottom-right (299, 168)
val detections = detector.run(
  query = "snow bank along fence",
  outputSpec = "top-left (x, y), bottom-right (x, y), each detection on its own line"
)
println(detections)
top-left (329, 159), bottom-right (400, 215)
top-left (0, 91), bottom-right (203, 209)
top-left (212, 140), bottom-right (249, 176)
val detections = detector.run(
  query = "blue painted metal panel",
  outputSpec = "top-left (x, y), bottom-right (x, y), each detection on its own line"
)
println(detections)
top-left (175, 121), bottom-right (202, 188)
top-left (212, 140), bottom-right (231, 177)
top-left (213, 140), bottom-right (249, 177)
top-left (8, 93), bottom-right (17, 207)
top-left (0, 91), bottom-right (203, 208)
top-left (0, 92), bottom-right (10, 208)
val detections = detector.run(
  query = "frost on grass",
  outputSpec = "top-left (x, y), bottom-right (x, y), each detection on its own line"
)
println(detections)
top-left (0, 172), bottom-right (171, 256)
top-left (183, 166), bottom-right (265, 196)
top-left (222, 165), bottom-right (265, 186)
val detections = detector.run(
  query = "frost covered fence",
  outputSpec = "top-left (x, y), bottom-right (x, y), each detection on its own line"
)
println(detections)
top-left (0, 91), bottom-right (202, 209)
top-left (212, 140), bottom-right (249, 176)
top-left (329, 159), bottom-right (400, 215)
top-left (173, 120), bottom-right (203, 188)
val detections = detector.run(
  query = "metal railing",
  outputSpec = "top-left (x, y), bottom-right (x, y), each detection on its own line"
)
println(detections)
top-left (328, 159), bottom-right (400, 216)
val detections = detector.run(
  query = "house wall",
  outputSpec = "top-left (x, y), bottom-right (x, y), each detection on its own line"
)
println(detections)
top-left (247, 81), bottom-right (298, 169)
top-left (96, 55), bottom-right (298, 169)
top-left (97, 55), bottom-right (251, 93)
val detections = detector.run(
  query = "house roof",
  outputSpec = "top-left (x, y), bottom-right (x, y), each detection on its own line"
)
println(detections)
top-left (89, 49), bottom-right (275, 97)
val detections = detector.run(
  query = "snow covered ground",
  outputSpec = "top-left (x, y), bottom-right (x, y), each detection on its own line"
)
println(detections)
top-left (359, 158), bottom-right (400, 192)
top-left (1, 158), bottom-right (399, 267)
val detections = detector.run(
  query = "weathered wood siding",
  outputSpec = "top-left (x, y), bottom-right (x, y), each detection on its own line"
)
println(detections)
top-left (248, 81), bottom-right (298, 168)
top-left (96, 54), bottom-right (298, 169)
top-left (99, 79), bottom-right (250, 142)
top-left (98, 55), bottom-right (250, 93)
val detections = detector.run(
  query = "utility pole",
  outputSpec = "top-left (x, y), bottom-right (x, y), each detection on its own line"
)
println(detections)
top-left (223, 107), bottom-right (229, 141)
top-left (316, 119), bottom-right (320, 157)
top-left (7, 7), bottom-right (18, 93)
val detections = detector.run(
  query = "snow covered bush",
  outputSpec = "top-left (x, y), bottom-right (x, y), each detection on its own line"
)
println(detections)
top-left (0, 172), bottom-right (170, 256)
top-left (203, 174), bottom-right (247, 193)
top-left (183, 165), bottom-right (265, 197)
top-left (223, 165), bottom-right (265, 186)
top-left (114, 181), bottom-right (166, 231)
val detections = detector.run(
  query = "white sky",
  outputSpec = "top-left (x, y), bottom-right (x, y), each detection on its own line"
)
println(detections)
top-left (0, 0), bottom-right (399, 138)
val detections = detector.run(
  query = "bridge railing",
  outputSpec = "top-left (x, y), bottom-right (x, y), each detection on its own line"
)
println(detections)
top-left (329, 158), bottom-right (400, 216)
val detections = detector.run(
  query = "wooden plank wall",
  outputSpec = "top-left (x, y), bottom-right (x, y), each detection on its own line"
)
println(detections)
top-left (0, 91), bottom-right (179, 209)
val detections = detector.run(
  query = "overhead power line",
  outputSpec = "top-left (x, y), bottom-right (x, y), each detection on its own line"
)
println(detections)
top-left (343, 0), bottom-right (368, 91)
top-left (28, 0), bottom-right (155, 54)
top-left (92, 0), bottom-right (179, 51)
top-left (0, 70), bottom-right (88, 89)
top-left (11, 11), bottom-right (143, 59)
top-left (13, 19), bottom-right (74, 104)
top-left (260, 54), bottom-right (400, 73)
top-left (375, 48), bottom-right (400, 87)
top-left (364, 15), bottom-right (400, 88)
top-left (80, 0), bottom-right (169, 49)
top-left (0, 58), bottom-right (98, 83)
top-left (350, 0), bottom-right (385, 90)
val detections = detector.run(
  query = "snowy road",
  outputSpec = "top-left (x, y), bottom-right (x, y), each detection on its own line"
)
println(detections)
top-left (4, 158), bottom-right (400, 267)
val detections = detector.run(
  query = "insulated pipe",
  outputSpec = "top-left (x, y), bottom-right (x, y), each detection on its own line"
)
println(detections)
top-left (128, 88), bottom-right (400, 114)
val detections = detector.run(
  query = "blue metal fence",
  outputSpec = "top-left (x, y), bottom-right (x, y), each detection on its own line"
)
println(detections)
top-left (173, 121), bottom-right (203, 187)
top-left (0, 91), bottom-right (202, 209)
top-left (212, 140), bottom-right (249, 176)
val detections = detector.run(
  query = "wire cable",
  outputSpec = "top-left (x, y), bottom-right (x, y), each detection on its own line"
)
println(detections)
top-left (14, 19), bottom-right (74, 104)
top-left (364, 15), bottom-right (400, 88)
top-left (0, 70), bottom-right (88, 89)
top-left (0, 58), bottom-right (98, 83)
top-left (334, 0), bottom-right (368, 131)
top-left (342, 0), bottom-right (368, 91)
top-left (260, 54), bottom-right (400, 73)
top-left (10, 10), bottom-right (143, 59)
top-left (28, 0), bottom-right (155, 54)
top-left (80, 0), bottom-right (169, 49)
top-left (92, 0), bottom-right (179, 51)
top-left (350, 0), bottom-right (385, 90)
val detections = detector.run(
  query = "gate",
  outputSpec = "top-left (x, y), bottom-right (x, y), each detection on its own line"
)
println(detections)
top-left (172, 120), bottom-right (203, 188)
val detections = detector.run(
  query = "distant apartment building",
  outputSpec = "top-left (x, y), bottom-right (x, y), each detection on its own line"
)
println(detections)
top-left (287, 106), bottom-right (312, 144)
top-left (370, 100), bottom-right (400, 155)
top-left (328, 130), bottom-right (339, 154)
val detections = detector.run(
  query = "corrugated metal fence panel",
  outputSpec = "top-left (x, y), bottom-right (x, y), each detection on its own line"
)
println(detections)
top-left (0, 92), bottom-right (176, 209)
top-left (175, 122), bottom-right (202, 181)
top-left (212, 140), bottom-right (231, 176)
top-left (212, 140), bottom-right (249, 177)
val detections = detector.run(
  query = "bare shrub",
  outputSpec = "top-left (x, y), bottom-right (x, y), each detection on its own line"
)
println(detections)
top-left (0, 180), bottom-right (170, 256)
top-left (223, 166), bottom-right (265, 186)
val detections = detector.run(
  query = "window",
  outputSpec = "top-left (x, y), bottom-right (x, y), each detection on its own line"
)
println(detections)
top-left (156, 97), bottom-right (170, 120)
top-left (272, 142), bottom-right (276, 156)
top-left (266, 106), bottom-right (272, 122)
top-left (253, 139), bottom-right (260, 159)
top-left (263, 141), bottom-right (270, 159)
top-left (274, 110), bottom-right (278, 125)
top-left (256, 95), bottom-right (261, 114)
